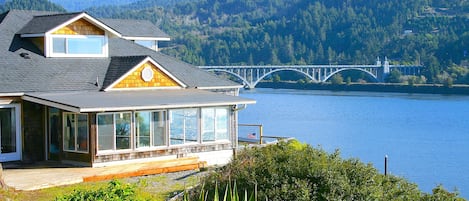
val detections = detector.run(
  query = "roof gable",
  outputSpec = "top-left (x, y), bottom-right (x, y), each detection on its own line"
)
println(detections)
top-left (18, 12), bottom-right (120, 37)
top-left (100, 18), bottom-right (170, 39)
top-left (103, 56), bottom-right (186, 91)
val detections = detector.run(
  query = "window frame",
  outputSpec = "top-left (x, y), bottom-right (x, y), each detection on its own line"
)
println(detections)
top-left (96, 112), bottom-right (133, 153)
top-left (201, 107), bottom-right (230, 143)
top-left (48, 34), bottom-right (108, 58)
top-left (169, 108), bottom-right (199, 146)
top-left (135, 110), bottom-right (168, 150)
top-left (62, 112), bottom-right (89, 153)
top-left (95, 107), bottom-right (232, 155)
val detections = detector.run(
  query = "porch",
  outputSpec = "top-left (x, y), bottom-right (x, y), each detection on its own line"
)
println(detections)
top-left (1, 156), bottom-right (206, 191)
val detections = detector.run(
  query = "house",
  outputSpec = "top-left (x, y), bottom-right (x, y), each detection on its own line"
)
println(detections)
top-left (0, 10), bottom-right (254, 167)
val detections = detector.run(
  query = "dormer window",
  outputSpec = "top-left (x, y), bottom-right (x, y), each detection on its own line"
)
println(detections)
top-left (51, 35), bottom-right (107, 56)
top-left (18, 12), bottom-right (121, 58)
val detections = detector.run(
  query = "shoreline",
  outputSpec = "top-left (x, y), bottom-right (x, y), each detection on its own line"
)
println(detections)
top-left (255, 82), bottom-right (469, 95)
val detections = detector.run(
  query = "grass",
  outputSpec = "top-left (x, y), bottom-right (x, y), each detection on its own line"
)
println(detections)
top-left (0, 171), bottom-right (203, 201)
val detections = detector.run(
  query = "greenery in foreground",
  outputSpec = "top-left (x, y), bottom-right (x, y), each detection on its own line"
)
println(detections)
top-left (186, 140), bottom-right (464, 201)
top-left (4, 140), bottom-right (464, 200)
top-left (0, 172), bottom-right (200, 201)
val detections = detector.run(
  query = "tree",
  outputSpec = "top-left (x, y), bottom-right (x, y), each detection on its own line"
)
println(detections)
top-left (444, 77), bottom-right (454, 88)
top-left (272, 74), bottom-right (281, 82)
top-left (330, 73), bottom-right (344, 85)
top-left (385, 70), bottom-right (402, 83)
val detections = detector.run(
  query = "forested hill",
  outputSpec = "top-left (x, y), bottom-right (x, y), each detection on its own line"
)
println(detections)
top-left (0, 0), bottom-right (65, 12)
top-left (1, 0), bottom-right (469, 84)
top-left (49, 0), bottom-right (140, 11)
top-left (84, 0), bottom-right (469, 83)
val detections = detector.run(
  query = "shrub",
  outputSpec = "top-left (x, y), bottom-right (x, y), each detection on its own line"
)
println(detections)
top-left (191, 140), bottom-right (464, 201)
top-left (55, 180), bottom-right (140, 201)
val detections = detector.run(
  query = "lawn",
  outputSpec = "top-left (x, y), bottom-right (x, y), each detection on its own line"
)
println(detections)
top-left (0, 170), bottom-right (204, 201)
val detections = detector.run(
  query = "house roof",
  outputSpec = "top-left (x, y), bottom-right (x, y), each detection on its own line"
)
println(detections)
top-left (17, 12), bottom-right (121, 37)
top-left (100, 18), bottom-right (170, 39)
top-left (23, 89), bottom-right (255, 113)
top-left (0, 10), bottom-right (242, 95)
top-left (16, 12), bottom-right (82, 35)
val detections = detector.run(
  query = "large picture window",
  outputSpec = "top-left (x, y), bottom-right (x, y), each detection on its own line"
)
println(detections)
top-left (97, 112), bottom-right (132, 151)
top-left (96, 107), bottom-right (231, 153)
top-left (50, 35), bottom-right (106, 57)
top-left (169, 109), bottom-right (198, 145)
top-left (135, 111), bottom-right (167, 148)
top-left (63, 113), bottom-right (89, 153)
top-left (202, 107), bottom-right (229, 142)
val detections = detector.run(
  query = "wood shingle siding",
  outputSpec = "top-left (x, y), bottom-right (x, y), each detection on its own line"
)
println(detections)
top-left (113, 61), bottom-right (180, 88)
top-left (52, 19), bottom-right (104, 35)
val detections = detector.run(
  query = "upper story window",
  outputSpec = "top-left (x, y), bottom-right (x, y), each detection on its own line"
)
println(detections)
top-left (51, 35), bottom-right (107, 57)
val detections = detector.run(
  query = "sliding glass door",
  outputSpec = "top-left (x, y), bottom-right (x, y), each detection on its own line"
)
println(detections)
top-left (0, 104), bottom-right (21, 162)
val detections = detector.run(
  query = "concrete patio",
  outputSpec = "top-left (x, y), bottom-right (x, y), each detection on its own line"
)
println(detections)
top-left (1, 157), bottom-right (205, 191)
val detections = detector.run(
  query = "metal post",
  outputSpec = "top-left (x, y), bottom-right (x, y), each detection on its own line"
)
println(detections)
top-left (384, 155), bottom-right (388, 176)
top-left (259, 125), bottom-right (263, 145)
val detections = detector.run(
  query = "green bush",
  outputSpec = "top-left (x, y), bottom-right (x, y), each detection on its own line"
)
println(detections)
top-left (55, 180), bottom-right (140, 201)
top-left (193, 140), bottom-right (465, 201)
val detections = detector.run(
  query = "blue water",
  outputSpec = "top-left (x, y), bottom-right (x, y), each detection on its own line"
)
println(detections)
top-left (238, 88), bottom-right (469, 198)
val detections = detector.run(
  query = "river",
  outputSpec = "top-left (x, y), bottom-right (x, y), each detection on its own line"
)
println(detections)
top-left (238, 88), bottom-right (469, 198)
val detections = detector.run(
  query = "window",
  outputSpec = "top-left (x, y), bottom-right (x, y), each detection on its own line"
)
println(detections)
top-left (63, 113), bottom-right (89, 153)
top-left (135, 111), bottom-right (167, 148)
top-left (152, 111), bottom-right (167, 146)
top-left (115, 113), bottom-right (131, 150)
top-left (135, 40), bottom-right (157, 51)
top-left (135, 112), bottom-right (151, 148)
top-left (97, 112), bottom-right (132, 151)
top-left (202, 107), bottom-right (230, 142)
top-left (169, 109), bottom-right (198, 145)
top-left (50, 35), bottom-right (107, 57)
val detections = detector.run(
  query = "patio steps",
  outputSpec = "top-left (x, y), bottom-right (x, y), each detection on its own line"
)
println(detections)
top-left (83, 157), bottom-right (207, 182)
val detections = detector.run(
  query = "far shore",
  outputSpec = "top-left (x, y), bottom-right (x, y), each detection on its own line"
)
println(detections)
top-left (254, 82), bottom-right (469, 95)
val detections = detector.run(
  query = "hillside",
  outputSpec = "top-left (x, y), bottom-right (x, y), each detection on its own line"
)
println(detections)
top-left (83, 0), bottom-right (469, 83)
top-left (2, 0), bottom-right (469, 84)
top-left (48, 0), bottom-right (139, 11)
top-left (0, 0), bottom-right (65, 12)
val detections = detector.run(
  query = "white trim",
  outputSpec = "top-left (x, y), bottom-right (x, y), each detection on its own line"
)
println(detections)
top-left (22, 93), bottom-right (256, 113)
top-left (47, 34), bottom-right (108, 58)
top-left (96, 112), bottom-right (133, 153)
top-left (20, 33), bottom-right (45, 38)
top-left (104, 57), bottom-right (187, 91)
top-left (79, 101), bottom-right (255, 113)
top-left (0, 93), bottom-right (24, 97)
top-left (0, 104), bottom-right (22, 162)
top-left (105, 86), bottom-right (182, 92)
top-left (22, 95), bottom-right (80, 113)
top-left (197, 85), bottom-right (244, 90)
top-left (123, 36), bottom-right (171, 41)
top-left (46, 13), bottom-right (121, 38)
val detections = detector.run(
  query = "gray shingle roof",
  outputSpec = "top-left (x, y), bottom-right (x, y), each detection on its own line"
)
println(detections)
top-left (100, 18), bottom-right (170, 38)
top-left (24, 89), bottom-right (255, 113)
top-left (102, 56), bottom-right (149, 89)
top-left (17, 12), bottom-right (81, 35)
top-left (0, 10), bottom-right (241, 94)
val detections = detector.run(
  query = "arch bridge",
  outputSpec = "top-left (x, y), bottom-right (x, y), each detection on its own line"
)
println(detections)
top-left (199, 59), bottom-right (422, 88)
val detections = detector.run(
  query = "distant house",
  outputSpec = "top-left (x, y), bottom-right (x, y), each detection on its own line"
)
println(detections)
top-left (0, 10), bottom-right (254, 167)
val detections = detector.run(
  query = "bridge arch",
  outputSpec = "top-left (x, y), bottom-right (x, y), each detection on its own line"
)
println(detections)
top-left (323, 68), bottom-right (379, 82)
top-left (206, 69), bottom-right (254, 88)
top-left (253, 68), bottom-right (318, 87)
